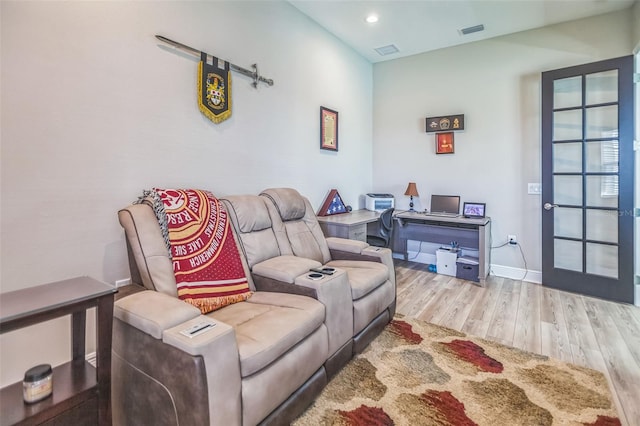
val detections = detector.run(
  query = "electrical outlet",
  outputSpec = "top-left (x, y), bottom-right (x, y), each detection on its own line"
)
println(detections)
top-left (115, 278), bottom-right (132, 288)
top-left (508, 235), bottom-right (517, 245)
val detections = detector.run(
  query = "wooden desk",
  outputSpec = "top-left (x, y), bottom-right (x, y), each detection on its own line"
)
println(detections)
top-left (0, 277), bottom-right (116, 426)
top-left (317, 210), bottom-right (380, 242)
top-left (393, 212), bottom-right (491, 283)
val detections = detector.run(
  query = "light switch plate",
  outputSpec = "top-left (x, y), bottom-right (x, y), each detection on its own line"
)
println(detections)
top-left (528, 183), bottom-right (541, 194)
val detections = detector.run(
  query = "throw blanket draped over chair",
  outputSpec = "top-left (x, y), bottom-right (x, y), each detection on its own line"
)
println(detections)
top-left (142, 188), bottom-right (251, 313)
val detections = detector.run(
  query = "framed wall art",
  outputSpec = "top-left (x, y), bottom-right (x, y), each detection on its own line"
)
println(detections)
top-left (320, 106), bottom-right (338, 151)
top-left (436, 132), bottom-right (455, 154)
top-left (426, 114), bottom-right (465, 132)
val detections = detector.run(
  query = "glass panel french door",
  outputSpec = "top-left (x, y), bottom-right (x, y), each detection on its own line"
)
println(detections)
top-left (541, 56), bottom-right (634, 303)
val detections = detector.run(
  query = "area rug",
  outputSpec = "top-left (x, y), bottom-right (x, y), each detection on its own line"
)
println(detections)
top-left (293, 316), bottom-right (621, 426)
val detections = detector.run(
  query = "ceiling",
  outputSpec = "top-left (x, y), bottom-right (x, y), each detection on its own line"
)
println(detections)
top-left (289, 0), bottom-right (636, 63)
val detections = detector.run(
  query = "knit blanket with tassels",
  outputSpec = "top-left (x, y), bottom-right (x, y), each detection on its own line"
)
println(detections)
top-left (139, 188), bottom-right (251, 314)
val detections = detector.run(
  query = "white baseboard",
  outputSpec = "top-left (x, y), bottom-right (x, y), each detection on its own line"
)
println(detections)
top-left (489, 264), bottom-right (542, 284)
top-left (396, 251), bottom-right (542, 284)
top-left (636, 284), bottom-right (640, 307)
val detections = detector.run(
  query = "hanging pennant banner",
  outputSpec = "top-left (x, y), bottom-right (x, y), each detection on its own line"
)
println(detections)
top-left (198, 52), bottom-right (232, 124)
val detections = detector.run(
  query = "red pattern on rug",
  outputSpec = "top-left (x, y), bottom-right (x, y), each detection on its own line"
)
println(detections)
top-left (389, 319), bottom-right (423, 344)
top-left (583, 415), bottom-right (622, 426)
top-left (420, 390), bottom-right (478, 426)
top-left (293, 317), bottom-right (621, 426)
top-left (442, 339), bottom-right (503, 373)
top-left (337, 405), bottom-right (393, 426)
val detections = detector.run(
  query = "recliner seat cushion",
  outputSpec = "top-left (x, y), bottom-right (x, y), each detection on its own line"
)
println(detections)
top-left (252, 255), bottom-right (322, 283)
top-left (209, 292), bottom-right (325, 377)
top-left (325, 260), bottom-right (389, 300)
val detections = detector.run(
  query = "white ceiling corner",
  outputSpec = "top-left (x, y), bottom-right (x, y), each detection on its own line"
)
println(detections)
top-left (289, 0), bottom-right (636, 63)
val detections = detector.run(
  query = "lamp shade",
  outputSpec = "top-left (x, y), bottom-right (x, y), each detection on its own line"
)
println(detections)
top-left (404, 182), bottom-right (419, 197)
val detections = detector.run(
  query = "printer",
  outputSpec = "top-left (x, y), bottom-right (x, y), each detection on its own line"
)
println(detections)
top-left (365, 193), bottom-right (394, 212)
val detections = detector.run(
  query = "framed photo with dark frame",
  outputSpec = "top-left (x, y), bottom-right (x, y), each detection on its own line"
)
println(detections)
top-left (320, 106), bottom-right (338, 151)
top-left (436, 132), bottom-right (454, 154)
top-left (426, 114), bottom-right (465, 133)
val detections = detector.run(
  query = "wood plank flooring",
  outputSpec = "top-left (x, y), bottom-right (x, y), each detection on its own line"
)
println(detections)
top-left (394, 260), bottom-right (640, 426)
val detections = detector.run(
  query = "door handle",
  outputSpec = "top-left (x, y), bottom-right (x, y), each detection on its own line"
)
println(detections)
top-left (543, 202), bottom-right (558, 210)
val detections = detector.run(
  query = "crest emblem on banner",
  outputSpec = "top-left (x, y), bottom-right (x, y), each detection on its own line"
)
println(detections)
top-left (198, 52), bottom-right (232, 124)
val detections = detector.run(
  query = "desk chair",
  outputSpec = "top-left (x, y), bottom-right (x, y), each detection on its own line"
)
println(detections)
top-left (367, 208), bottom-right (394, 248)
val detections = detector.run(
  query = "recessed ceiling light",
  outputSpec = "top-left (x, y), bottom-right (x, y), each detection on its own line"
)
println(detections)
top-left (365, 15), bottom-right (379, 24)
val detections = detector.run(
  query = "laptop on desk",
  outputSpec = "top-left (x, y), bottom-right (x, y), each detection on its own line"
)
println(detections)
top-left (425, 195), bottom-right (460, 218)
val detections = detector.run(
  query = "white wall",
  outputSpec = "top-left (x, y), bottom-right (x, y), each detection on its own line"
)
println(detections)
top-left (0, 1), bottom-right (372, 386)
top-left (373, 10), bottom-right (634, 279)
top-left (633, 1), bottom-right (640, 50)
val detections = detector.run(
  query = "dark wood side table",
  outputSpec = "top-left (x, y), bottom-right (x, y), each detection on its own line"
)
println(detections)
top-left (0, 277), bottom-right (116, 425)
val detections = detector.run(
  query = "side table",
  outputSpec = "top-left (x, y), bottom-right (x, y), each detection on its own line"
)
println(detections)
top-left (0, 277), bottom-right (116, 425)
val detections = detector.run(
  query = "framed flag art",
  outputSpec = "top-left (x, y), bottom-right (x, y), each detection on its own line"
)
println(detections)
top-left (317, 189), bottom-right (348, 216)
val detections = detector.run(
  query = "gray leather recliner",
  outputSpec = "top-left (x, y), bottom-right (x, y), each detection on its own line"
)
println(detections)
top-left (258, 188), bottom-right (396, 354)
top-left (221, 194), bottom-right (355, 376)
top-left (115, 200), bottom-right (338, 426)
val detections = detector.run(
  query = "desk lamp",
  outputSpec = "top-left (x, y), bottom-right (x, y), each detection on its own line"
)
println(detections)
top-left (404, 182), bottom-right (419, 212)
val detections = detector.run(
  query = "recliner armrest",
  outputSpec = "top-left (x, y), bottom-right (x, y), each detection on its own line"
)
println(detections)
top-left (325, 238), bottom-right (396, 287)
top-left (115, 290), bottom-right (243, 426)
top-left (325, 237), bottom-right (368, 254)
top-left (326, 237), bottom-right (392, 262)
top-left (361, 246), bottom-right (396, 287)
top-left (163, 318), bottom-right (242, 426)
top-left (114, 290), bottom-right (201, 338)
top-left (294, 270), bottom-right (353, 355)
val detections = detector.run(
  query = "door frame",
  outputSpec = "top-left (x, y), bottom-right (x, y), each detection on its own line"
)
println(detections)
top-left (541, 55), bottom-right (635, 303)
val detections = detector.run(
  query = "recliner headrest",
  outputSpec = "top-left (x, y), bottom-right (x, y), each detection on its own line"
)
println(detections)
top-left (222, 195), bottom-right (272, 233)
top-left (260, 188), bottom-right (306, 221)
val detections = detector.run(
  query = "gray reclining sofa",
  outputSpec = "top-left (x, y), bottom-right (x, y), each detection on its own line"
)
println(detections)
top-left (113, 188), bottom-right (396, 425)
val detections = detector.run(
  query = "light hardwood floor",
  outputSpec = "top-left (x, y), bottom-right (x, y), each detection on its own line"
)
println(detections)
top-left (394, 260), bottom-right (640, 426)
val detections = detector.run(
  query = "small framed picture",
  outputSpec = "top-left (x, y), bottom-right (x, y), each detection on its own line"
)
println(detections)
top-left (426, 114), bottom-right (465, 133)
top-left (320, 106), bottom-right (338, 151)
top-left (436, 132), bottom-right (454, 154)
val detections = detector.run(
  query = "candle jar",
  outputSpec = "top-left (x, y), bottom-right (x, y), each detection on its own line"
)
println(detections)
top-left (23, 364), bottom-right (53, 404)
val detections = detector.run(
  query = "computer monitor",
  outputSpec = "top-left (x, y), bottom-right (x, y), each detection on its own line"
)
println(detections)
top-left (463, 202), bottom-right (486, 218)
top-left (430, 195), bottom-right (460, 214)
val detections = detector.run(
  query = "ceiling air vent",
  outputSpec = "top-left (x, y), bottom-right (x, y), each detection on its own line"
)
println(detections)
top-left (374, 44), bottom-right (399, 56)
top-left (460, 24), bottom-right (485, 36)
